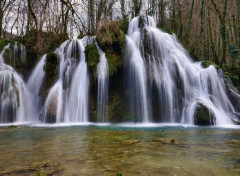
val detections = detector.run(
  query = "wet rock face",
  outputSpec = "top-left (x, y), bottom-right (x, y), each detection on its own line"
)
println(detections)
top-left (225, 79), bottom-right (240, 112)
top-left (194, 103), bottom-right (215, 126)
top-left (229, 112), bottom-right (240, 125)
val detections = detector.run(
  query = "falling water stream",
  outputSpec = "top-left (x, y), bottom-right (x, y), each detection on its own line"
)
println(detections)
top-left (27, 55), bottom-right (46, 114)
top-left (96, 43), bottom-right (109, 122)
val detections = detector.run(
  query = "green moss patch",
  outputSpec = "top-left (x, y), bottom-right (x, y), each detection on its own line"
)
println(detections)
top-left (85, 44), bottom-right (100, 77)
top-left (0, 39), bottom-right (8, 51)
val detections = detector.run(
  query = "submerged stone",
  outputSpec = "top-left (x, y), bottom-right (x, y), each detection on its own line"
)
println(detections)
top-left (153, 138), bottom-right (178, 145)
top-left (122, 140), bottom-right (141, 145)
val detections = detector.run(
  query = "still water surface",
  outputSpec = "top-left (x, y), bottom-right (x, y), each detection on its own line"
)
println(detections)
top-left (0, 124), bottom-right (240, 175)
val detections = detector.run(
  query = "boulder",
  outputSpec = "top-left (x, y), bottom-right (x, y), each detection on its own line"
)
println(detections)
top-left (194, 103), bottom-right (215, 126)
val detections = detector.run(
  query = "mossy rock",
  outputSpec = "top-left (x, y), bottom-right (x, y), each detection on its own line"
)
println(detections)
top-left (194, 103), bottom-right (215, 126)
top-left (105, 50), bottom-right (123, 76)
top-left (153, 138), bottom-right (178, 145)
top-left (201, 60), bottom-right (220, 70)
top-left (223, 65), bottom-right (240, 92)
top-left (7, 125), bottom-right (18, 129)
top-left (122, 140), bottom-right (141, 145)
top-left (159, 28), bottom-right (176, 34)
top-left (14, 30), bottom-right (67, 78)
top-left (85, 44), bottom-right (99, 77)
top-left (96, 21), bottom-right (125, 77)
top-left (96, 21), bottom-right (125, 56)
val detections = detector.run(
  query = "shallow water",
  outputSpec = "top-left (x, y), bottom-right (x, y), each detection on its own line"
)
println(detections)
top-left (0, 125), bottom-right (240, 176)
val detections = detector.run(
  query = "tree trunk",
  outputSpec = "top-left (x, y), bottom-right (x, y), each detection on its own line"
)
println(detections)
top-left (0, 7), bottom-right (3, 38)
top-left (88, 0), bottom-right (95, 35)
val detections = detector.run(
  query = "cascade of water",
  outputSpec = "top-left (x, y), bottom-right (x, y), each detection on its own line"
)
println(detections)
top-left (27, 55), bottom-right (46, 113)
top-left (126, 18), bottom-right (151, 122)
top-left (13, 42), bottom-right (18, 65)
top-left (43, 38), bottom-right (89, 123)
top-left (126, 16), bottom-right (238, 125)
top-left (96, 43), bottom-right (109, 122)
top-left (20, 44), bottom-right (26, 63)
top-left (0, 45), bottom-right (36, 123)
top-left (64, 39), bottom-right (89, 123)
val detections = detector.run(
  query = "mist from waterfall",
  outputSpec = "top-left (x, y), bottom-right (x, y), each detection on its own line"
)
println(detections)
top-left (96, 43), bottom-right (109, 122)
top-left (125, 16), bottom-right (236, 125)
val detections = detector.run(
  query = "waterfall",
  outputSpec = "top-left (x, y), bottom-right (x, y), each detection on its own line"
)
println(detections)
top-left (0, 21), bottom-right (239, 126)
top-left (27, 55), bottom-right (46, 114)
top-left (126, 17), bottom-right (151, 122)
top-left (43, 38), bottom-right (90, 123)
top-left (20, 44), bottom-right (26, 63)
top-left (0, 45), bottom-right (36, 123)
top-left (125, 16), bottom-right (237, 125)
top-left (64, 39), bottom-right (89, 123)
top-left (13, 42), bottom-right (26, 65)
top-left (96, 43), bottom-right (109, 122)
top-left (13, 42), bottom-right (18, 65)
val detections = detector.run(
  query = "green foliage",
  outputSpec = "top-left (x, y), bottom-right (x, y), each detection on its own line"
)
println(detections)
top-left (42, 31), bottom-right (63, 54)
top-left (159, 28), bottom-right (176, 35)
top-left (201, 60), bottom-right (220, 69)
top-left (116, 17), bottom-right (129, 34)
top-left (223, 65), bottom-right (240, 91)
top-left (85, 44), bottom-right (100, 77)
top-left (15, 30), bottom-right (66, 72)
top-left (96, 21), bottom-right (125, 56)
top-left (0, 39), bottom-right (8, 51)
top-left (16, 30), bottom-right (38, 70)
top-left (96, 21), bottom-right (125, 76)
top-left (116, 173), bottom-right (123, 176)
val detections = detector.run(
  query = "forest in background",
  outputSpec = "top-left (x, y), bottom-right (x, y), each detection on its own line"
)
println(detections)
top-left (0, 0), bottom-right (239, 88)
